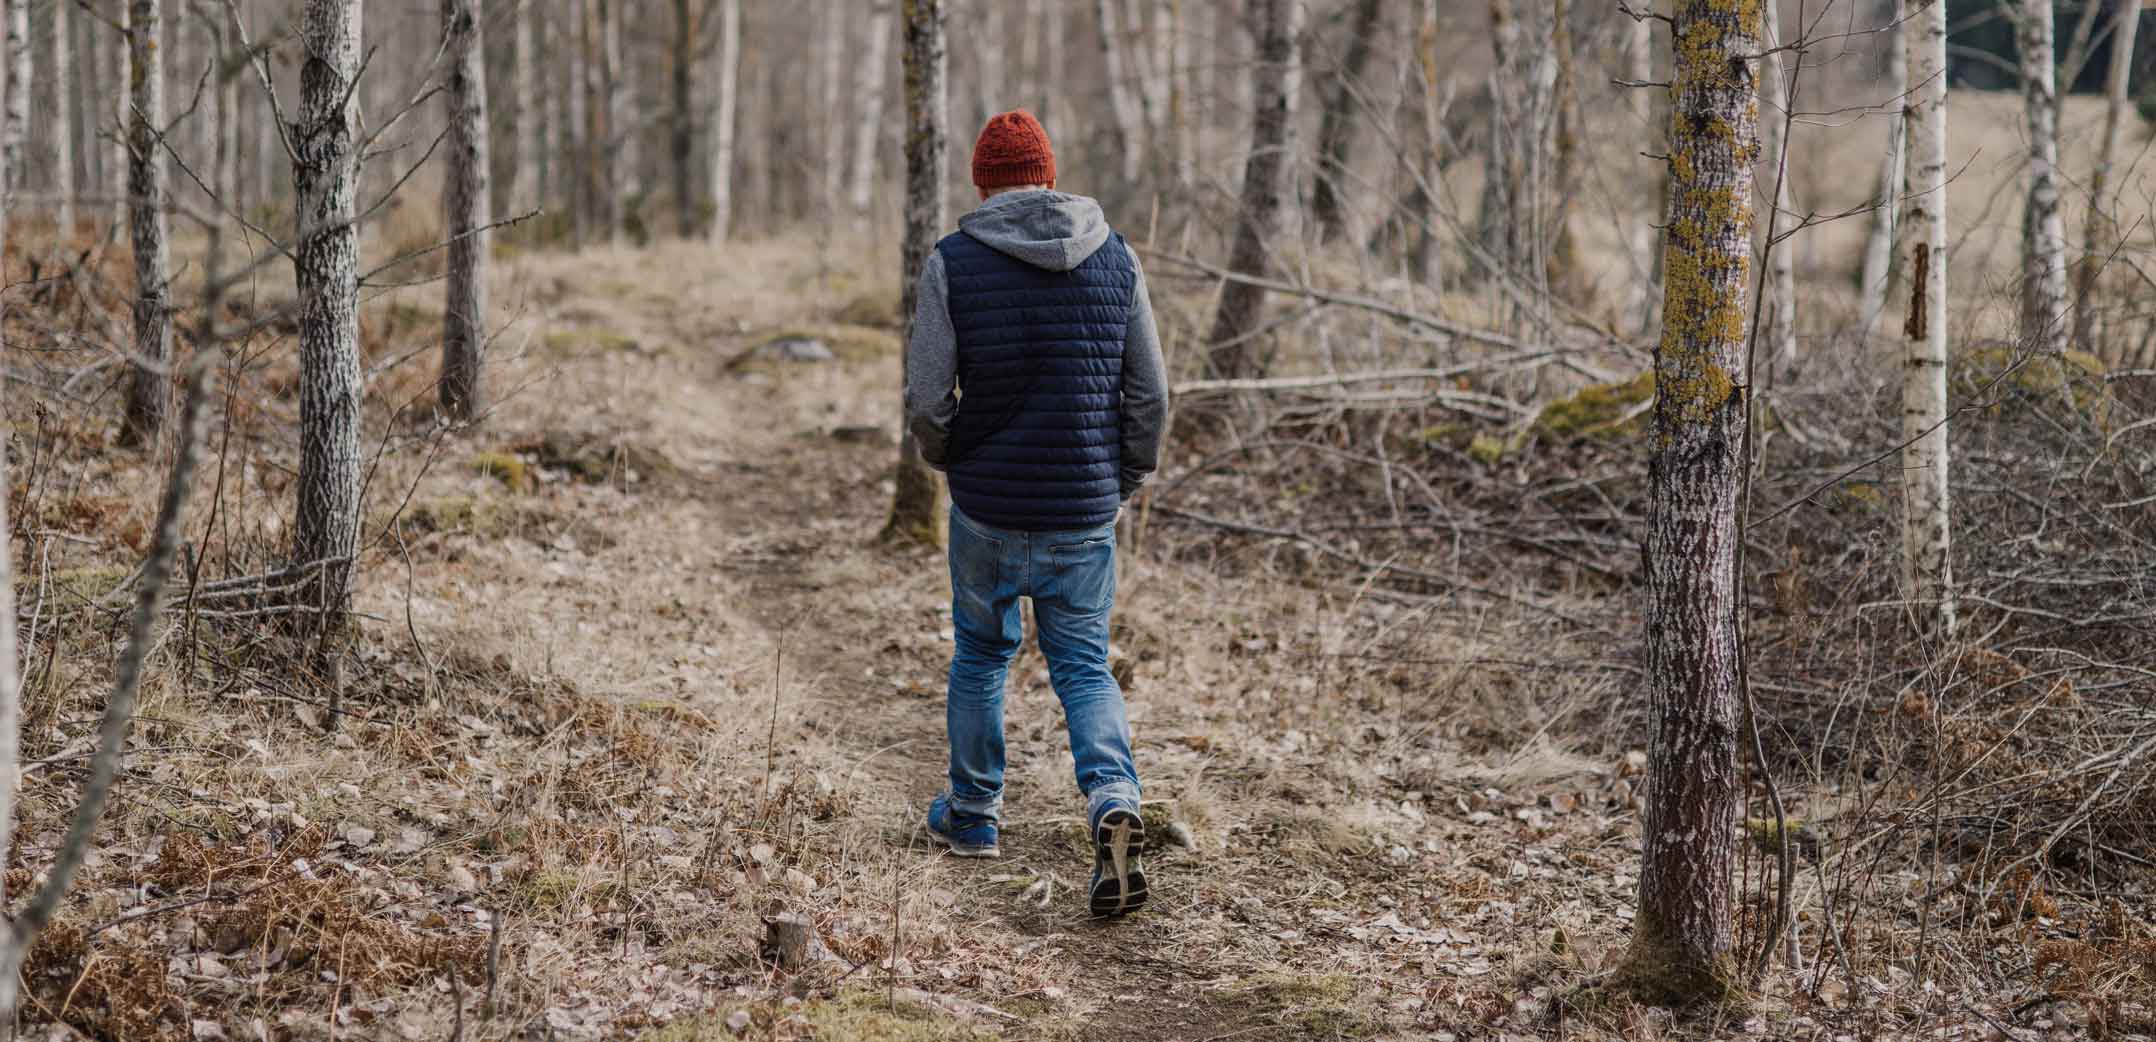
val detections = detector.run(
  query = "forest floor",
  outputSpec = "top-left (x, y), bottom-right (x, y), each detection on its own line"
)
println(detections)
top-left (8, 230), bottom-right (2138, 1042)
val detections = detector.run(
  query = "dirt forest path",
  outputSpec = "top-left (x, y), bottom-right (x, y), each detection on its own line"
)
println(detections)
top-left (415, 239), bottom-right (1650, 1042)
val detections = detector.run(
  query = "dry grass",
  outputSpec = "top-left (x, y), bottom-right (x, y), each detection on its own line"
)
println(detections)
top-left (4, 82), bottom-right (2154, 1038)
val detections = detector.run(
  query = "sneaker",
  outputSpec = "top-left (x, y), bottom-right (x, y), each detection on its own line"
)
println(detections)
top-left (1087, 804), bottom-right (1149, 918)
top-left (926, 794), bottom-right (1000, 859)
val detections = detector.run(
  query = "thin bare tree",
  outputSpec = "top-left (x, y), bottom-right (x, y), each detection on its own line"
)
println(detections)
top-left (1627, 4), bottom-right (1663, 332)
top-left (1169, 0), bottom-right (1193, 185)
top-left (511, 0), bottom-right (537, 219)
top-left (53, 0), bottom-right (75, 233)
top-left (1856, 0), bottom-right (1907, 342)
top-left (885, 0), bottom-right (945, 545)
top-left (706, 0), bottom-right (741, 243)
top-left (1759, 0), bottom-right (1797, 371)
top-left (847, 1), bottom-right (894, 216)
top-left (1615, 0), bottom-right (1756, 1006)
top-left (1205, 0), bottom-right (1303, 379)
top-left (2, 0), bottom-right (26, 200)
top-left (2013, 0), bottom-right (2067, 356)
top-left (290, 0), bottom-right (366, 660)
top-left (1902, 0), bottom-right (1955, 636)
top-left (2072, 0), bottom-right (2140, 356)
top-left (117, 0), bottom-right (171, 450)
top-left (1093, 0), bottom-right (1144, 181)
top-left (1310, 0), bottom-right (1386, 244)
top-left (109, 0), bottom-right (126, 232)
top-left (440, 0), bottom-right (488, 420)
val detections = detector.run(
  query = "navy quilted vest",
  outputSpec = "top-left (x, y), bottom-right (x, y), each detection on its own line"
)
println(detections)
top-left (939, 229), bottom-right (1136, 531)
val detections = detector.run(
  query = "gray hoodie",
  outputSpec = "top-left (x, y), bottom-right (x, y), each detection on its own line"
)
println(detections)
top-left (903, 190), bottom-right (1168, 503)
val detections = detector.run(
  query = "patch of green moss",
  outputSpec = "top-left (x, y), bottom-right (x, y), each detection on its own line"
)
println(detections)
top-left (541, 328), bottom-right (642, 356)
top-left (836, 289), bottom-right (901, 328)
top-left (1832, 483), bottom-right (1886, 513)
top-left (1467, 433), bottom-right (1508, 466)
top-left (472, 451), bottom-right (530, 492)
top-left (1535, 372), bottom-right (1656, 441)
top-left (1240, 972), bottom-right (1383, 1039)
top-left (1607, 916), bottom-right (1746, 1011)
top-left (45, 565), bottom-right (135, 607)
top-left (1955, 345), bottom-right (2112, 426)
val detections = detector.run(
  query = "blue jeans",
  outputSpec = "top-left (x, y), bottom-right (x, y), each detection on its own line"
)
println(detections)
top-left (944, 504), bottom-right (1141, 826)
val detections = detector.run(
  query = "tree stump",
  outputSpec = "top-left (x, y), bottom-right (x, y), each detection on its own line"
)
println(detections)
top-left (760, 912), bottom-right (824, 971)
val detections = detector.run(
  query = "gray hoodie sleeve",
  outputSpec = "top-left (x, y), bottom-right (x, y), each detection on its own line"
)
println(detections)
top-left (903, 250), bottom-right (957, 471)
top-left (1119, 253), bottom-right (1168, 501)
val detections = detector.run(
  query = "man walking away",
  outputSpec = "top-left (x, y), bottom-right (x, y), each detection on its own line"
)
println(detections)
top-left (903, 110), bottom-right (1168, 919)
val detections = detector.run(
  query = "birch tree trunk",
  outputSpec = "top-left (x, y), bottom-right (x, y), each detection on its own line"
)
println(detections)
top-left (2072, 0), bottom-right (2139, 357)
top-left (2014, 0), bottom-right (2067, 356)
top-left (1616, 0), bottom-right (1757, 1007)
top-left (1205, 0), bottom-right (1302, 378)
top-left (110, 2), bottom-right (126, 232)
top-left (117, 0), bottom-right (171, 450)
top-left (847, 3), bottom-right (894, 217)
top-left (975, 0), bottom-right (1004, 123)
top-left (601, 0), bottom-right (627, 243)
top-left (511, 0), bottom-right (536, 218)
top-left (290, 0), bottom-right (365, 653)
top-left (884, 0), bottom-right (945, 546)
top-left (672, 0), bottom-right (693, 236)
top-left (820, 4), bottom-right (846, 211)
top-left (1857, 0), bottom-right (1907, 342)
top-left (53, 0), bottom-right (74, 233)
top-left (571, 0), bottom-right (592, 246)
top-left (1309, 0), bottom-right (1384, 244)
top-left (1902, 0), bottom-right (1955, 636)
top-left (1094, 0), bottom-right (1144, 181)
top-left (1169, 0), bottom-right (1193, 185)
top-left (1759, 0), bottom-right (1797, 371)
top-left (2, 0), bottom-right (27, 200)
top-left (706, 0), bottom-right (740, 243)
top-left (1627, 7), bottom-right (1662, 332)
top-left (1122, 0), bottom-right (1165, 145)
top-left (440, 0), bottom-right (488, 421)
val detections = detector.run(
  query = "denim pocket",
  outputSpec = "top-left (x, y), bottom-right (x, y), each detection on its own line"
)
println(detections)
top-left (1047, 533), bottom-right (1115, 615)
top-left (950, 511), bottom-right (1002, 599)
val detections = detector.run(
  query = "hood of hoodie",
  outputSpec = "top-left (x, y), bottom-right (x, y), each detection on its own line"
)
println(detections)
top-left (957, 190), bottom-right (1111, 272)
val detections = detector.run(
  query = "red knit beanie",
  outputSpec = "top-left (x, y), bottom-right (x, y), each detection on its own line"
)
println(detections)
top-left (971, 110), bottom-right (1056, 190)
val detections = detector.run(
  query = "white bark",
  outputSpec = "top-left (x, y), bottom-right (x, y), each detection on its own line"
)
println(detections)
top-left (119, 0), bottom-right (171, 449)
top-left (511, 0), bottom-right (536, 216)
top-left (441, 0), bottom-right (488, 420)
top-left (2014, 0), bottom-right (2067, 355)
top-left (111, 1), bottom-right (127, 232)
top-left (706, 0), bottom-right (740, 242)
top-left (1902, 0), bottom-right (1955, 636)
top-left (1760, 0), bottom-right (1797, 371)
top-left (975, 0), bottom-right (1004, 123)
top-left (1170, 0), bottom-right (1192, 185)
top-left (820, 3), bottom-right (846, 209)
top-left (601, 0), bottom-right (626, 243)
top-left (53, 0), bottom-right (74, 232)
top-left (1857, 0), bottom-right (1907, 341)
top-left (1094, 0), bottom-right (1144, 181)
top-left (2074, 0), bottom-right (2138, 354)
top-left (3, 0), bottom-right (27, 199)
top-left (1628, 7), bottom-right (1660, 331)
top-left (847, 2), bottom-right (894, 216)
top-left (291, 0), bottom-right (365, 640)
top-left (1123, 0), bottom-right (1165, 140)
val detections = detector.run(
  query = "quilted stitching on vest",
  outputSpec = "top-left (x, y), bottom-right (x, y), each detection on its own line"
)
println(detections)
top-left (939, 230), bottom-right (1135, 531)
